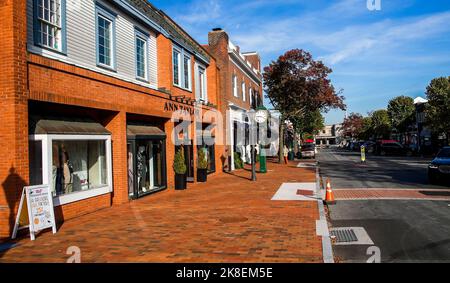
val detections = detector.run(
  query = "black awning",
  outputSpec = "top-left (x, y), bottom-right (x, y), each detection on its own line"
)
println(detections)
top-left (127, 125), bottom-right (166, 139)
top-left (30, 117), bottom-right (111, 135)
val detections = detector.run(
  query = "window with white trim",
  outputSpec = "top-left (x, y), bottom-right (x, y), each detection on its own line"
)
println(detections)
top-left (232, 75), bottom-right (238, 97)
top-left (34, 0), bottom-right (63, 51)
top-left (173, 48), bottom-right (181, 86)
top-left (183, 55), bottom-right (191, 90)
top-left (135, 30), bottom-right (148, 81)
top-left (29, 134), bottom-right (113, 206)
top-left (198, 65), bottom-right (207, 102)
top-left (96, 6), bottom-right (115, 69)
top-left (249, 88), bottom-right (253, 106)
top-left (172, 46), bottom-right (192, 91)
top-left (242, 81), bottom-right (246, 101)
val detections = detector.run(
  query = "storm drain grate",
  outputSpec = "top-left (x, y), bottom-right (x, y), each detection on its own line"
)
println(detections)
top-left (330, 229), bottom-right (358, 243)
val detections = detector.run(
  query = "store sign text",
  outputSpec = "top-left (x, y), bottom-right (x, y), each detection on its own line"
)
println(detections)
top-left (164, 102), bottom-right (195, 115)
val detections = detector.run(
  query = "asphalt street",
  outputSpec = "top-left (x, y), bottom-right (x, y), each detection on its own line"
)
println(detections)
top-left (319, 148), bottom-right (447, 189)
top-left (318, 148), bottom-right (450, 263)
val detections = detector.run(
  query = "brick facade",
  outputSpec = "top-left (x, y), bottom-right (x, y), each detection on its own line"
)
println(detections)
top-left (0, 0), bottom-right (227, 239)
top-left (205, 29), bottom-right (263, 171)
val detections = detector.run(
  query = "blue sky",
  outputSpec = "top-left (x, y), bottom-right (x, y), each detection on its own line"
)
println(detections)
top-left (150, 0), bottom-right (450, 124)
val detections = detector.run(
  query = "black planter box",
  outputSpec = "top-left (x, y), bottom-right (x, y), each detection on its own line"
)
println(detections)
top-left (197, 169), bottom-right (207, 182)
top-left (175, 173), bottom-right (187, 190)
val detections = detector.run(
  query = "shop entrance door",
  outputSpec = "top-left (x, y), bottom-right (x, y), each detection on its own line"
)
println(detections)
top-left (128, 139), bottom-right (166, 199)
top-left (184, 144), bottom-right (194, 182)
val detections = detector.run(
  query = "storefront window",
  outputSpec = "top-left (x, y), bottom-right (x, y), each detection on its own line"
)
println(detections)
top-left (136, 140), bottom-right (165, 195)
top-left (29, 140), bottom-right (43, 186)
top-left (52, 140), bottom-right (107, 196)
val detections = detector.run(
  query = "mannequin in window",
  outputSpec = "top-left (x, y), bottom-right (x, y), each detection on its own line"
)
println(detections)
top-left (136, 146), bottom-right (148, 193)
top-left (62, 148), bottom-right (73, 194)
top-left (54, 144), bottom-right (63, 196)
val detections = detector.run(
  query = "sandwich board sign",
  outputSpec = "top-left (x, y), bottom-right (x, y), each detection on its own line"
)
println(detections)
top-left (11, 185), bottom-right (57, 241)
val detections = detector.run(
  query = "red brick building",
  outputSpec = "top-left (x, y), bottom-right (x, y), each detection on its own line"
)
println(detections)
top-left (205, 29), bottom-right (263, 171)
top-left (0, 0), bottom-right (226, 239)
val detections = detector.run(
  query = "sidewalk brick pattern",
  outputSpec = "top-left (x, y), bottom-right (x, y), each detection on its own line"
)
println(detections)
top-left (334, 189), bottom-right (450, 201)
top-left (0, 161), bottom-right (322, 263)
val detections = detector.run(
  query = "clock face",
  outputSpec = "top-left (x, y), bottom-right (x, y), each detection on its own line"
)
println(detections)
top-left (255, 110), bottom-right (268, 123)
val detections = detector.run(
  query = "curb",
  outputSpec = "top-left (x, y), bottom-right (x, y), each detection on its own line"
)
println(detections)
top-left (316, 164), bottom-right (334, 263)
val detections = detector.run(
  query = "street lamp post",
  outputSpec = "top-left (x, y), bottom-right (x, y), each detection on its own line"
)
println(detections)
top-left (247, 107), bottom-right (269, 182)
top-left (247, 109), bottom-right (257, 181)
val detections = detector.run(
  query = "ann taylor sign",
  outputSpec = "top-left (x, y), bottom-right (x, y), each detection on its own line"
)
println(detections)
top-left (164, 101), bottom-right (195, 115)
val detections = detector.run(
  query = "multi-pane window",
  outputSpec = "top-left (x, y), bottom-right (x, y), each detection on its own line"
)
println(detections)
top-left (173, 49), bottom-right (181, 86)
top-left (135, 32), bottom-right (148, 80)
top-left (198, 66), bottom-right (207, 102)
top-left (173, 47), bottom-right (192, 90)
top-left (232, 75), bottom-right (238, 97)
top-left (183, 55), bottom-right (191, 89)
top-left (242, 81), bottom-right (246, 101)
top-left (96, 6), bottom-right (115, 69)
top-left (35, 0), bottom-right (62, 51)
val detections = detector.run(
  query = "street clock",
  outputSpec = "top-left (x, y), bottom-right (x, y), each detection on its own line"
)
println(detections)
top-left (255, 109), bottom-right (268, 123)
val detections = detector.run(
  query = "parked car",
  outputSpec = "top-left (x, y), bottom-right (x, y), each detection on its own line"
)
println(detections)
top-left (301, 143), bottom-right (316, 159)
top-left (375, 140), bottom-right (412, 156)
top-left (362, 141), bottom-right (376, 153)
top-left (428, 147), bottom-right (450, 184)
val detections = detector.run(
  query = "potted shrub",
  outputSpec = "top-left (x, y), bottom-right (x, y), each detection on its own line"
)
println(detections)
top-left (197, 148), bottom-right (208, 182)
top-left (173, 147), bottom-right (187, 190)
top-left (234, 152), bottom-right (244, 169)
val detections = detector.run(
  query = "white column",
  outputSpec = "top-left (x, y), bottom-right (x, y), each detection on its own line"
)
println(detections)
top-left (229, 113), bottom-right (235, 171)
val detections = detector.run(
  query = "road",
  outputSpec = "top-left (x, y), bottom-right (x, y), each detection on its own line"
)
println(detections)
top-left (319, 148), bottom-right (445, 189)
top-left (318, 148), bottom-right (450, 263)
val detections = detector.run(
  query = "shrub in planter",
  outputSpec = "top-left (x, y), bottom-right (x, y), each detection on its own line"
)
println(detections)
top-left (197, 148), bottom-right (208, 182)
top-left (173, 147), bottom-right (187, 190)
top-left (234, 152), bottom-right (244, 169)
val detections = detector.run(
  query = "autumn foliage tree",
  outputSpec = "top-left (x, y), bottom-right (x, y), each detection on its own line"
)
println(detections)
top-left (264, 49), bottom-right (345, 119)
top-left (342, 113), bottom-right (364, 139)
top-left (263, 49), bottom-right (345, 160)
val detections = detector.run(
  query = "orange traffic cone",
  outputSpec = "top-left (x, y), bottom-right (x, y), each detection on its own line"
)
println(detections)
top-left (324, 179), bottom-right (336, 205)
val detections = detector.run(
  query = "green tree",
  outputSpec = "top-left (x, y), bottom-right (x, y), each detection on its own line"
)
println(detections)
top-left (358, 116), bottom-right (373, 140)
top-left (291, 110), bottom-right (325, 136)
top-left (425, 76), bottom-right (450, 140)
top-left (387, 96), bottom-right (415, 138)
top-left (370, 109), bottom-right (391, 139)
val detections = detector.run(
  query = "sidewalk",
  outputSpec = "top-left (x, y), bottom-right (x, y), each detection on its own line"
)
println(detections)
top-left (0, 160), bottom-right (322, 263)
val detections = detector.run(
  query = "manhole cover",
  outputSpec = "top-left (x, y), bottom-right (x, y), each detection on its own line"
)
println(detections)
top-left (219, 216), bottom-right (248, 224)
top-left (330, 228), bottom-right (358, 243)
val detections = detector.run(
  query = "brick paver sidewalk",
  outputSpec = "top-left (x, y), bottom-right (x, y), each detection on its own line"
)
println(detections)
top-left (334, 189), bottom-right (450, 201)
top-left (0, 161), bottom-right (323, 263)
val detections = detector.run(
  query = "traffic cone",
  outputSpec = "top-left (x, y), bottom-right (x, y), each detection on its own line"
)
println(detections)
top-left (324, 179), bottom-right (336, 205)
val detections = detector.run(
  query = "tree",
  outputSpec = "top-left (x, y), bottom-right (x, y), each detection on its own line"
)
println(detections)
top-left (425, 76), bottom-right (450, 140)
top-left (370, 109), bottom-right (391, 139)
top-left (387, 96), bottom-right (415, 137)
top-left (342, 113), bottom-right (364, 139)
top-left (291, 110), bottom-right (325, 136)
top-left (359, 116), bottom-right (373, 141)
top-left (263, 49), bottom-right (345, 161)
top-left (264, 49), bottom-right (345, 119)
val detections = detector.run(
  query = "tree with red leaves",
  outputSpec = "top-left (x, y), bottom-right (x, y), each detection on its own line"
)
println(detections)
top-left (342, 113), bottom-right (364, 139)
top-left (263, 49), bottom-right (345, 161)
top-left (263, 49), bottom-right (345, 119)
